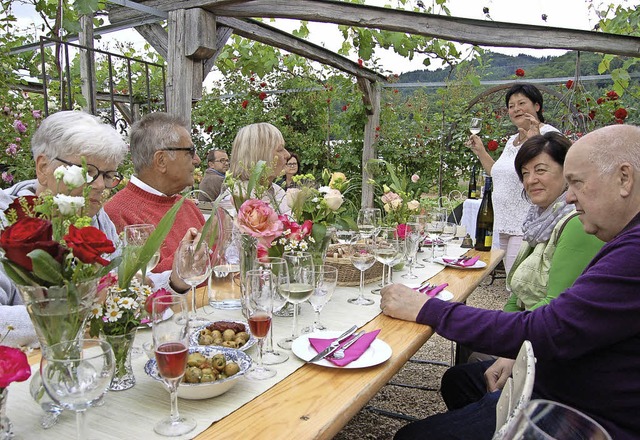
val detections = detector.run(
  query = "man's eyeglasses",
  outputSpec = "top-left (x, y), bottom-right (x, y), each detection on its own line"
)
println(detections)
top-left (162, 147), bottom-right (197, 158)
top-left (54, 157), bottom-right (123, 189)
top-left (214, 159), bottom-right (230, 164)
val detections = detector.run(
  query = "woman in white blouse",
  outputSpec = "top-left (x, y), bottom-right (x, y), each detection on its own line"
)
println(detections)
top-left (467, 84), bottom-right (559, 274)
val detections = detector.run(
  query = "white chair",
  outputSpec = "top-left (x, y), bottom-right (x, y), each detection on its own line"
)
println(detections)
top-left (493, 340), bottom-right (536, 439)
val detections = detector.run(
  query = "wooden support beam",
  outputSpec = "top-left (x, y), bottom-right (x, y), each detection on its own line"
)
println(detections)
top-left (204, 25), bottom-right (233, 78)
top-left (357, 78), bottom-right (380, 209)
top-left (167, 9), bottom-right (197, 119)
top-left (184, 8), bottom-right (217, 59)
top-left (79, 14), bottom-right (97, 114)
top-left (216, 17), bottom-right (385, 83)
top-left (134, 23), bottom-right (168, 58)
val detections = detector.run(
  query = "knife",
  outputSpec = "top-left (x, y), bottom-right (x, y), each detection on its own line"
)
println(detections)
top-left (308, 324), bottom-right (358, 363)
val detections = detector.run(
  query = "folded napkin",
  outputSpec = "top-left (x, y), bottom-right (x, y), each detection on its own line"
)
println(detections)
top-left (423, 239), bottom-right (444, 245)
top-left (443, 255), bottom-right (480, 267)
top-left (422, 282), bottom-right (449, 297)
top-left (309, 329), bottom-right (381, 367)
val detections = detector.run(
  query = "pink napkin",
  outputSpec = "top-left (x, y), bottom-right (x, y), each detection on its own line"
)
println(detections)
top-left (443, 255), bottom-right (480, 267)
top-left (423, 239), bottom-right (443, 245)
top-left (421, 282), bottom-right (449, 297)
top-left (309, 329), bottom-right (381, 367)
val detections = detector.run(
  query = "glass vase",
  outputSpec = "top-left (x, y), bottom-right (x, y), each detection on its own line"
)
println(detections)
top-left (309, 225), bottom-right (335, 267)
top-left (239, 233), bottom-right (258, 318)
top-left (101, 328), bottom-right (137, 391)
top-left (0, 388), bottom-right (13, 440)
top-left (208, 208), bottom-right (242, 310)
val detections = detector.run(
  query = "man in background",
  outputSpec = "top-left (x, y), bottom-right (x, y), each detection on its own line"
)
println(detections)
top-left (198, 148), bottom-right (229, 202)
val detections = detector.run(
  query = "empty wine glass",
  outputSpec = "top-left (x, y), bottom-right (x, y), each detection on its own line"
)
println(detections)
top-left (402, 222), bottom-right (422, 280)
top-left (335, 229), bottom-right (358, 245)
top-left (408, 214), bottom-right (428, 268)
top-left (386, 238), bottom-right (406, 283)
top-left (152, 294), bottom-right (196, 436)
top-left (123, 224), bottom-right (160, 276)
top-left (357, 208), bottom-right (381, 240)
top-left (440, 222), bottom-right (457, 255)
top-left (244, 269), bottom-right (277, 380)
top-left (470, 117), bottom-right (482, 135)
top-left (426, 211), bottom-right (446, 262)
top-left (348, 242), bottom-right (376, 306)
top-left (278, 252), bottom-right (315, 349)
top-left (40, 339), bottom-right (115, 440)
top-left (503, 399), bottom-right (612, 440)
top-left (175, 240), bottom-right (212, 326)
top-left (373, 238), bottom-right (402, 290)
top-left (304, 264), bottom-right (338, 332)
top-left (254, 257), bottom-right (289, 365)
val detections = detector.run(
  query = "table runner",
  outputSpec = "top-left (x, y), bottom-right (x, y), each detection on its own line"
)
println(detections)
top-left (7, 243), bottom-right (468, 440)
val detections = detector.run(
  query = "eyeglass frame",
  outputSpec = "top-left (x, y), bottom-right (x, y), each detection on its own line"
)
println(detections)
top-left (54, 157), bottom-right (123, 189)
top-left (213, 158), bottom-right (230, 164)
top-left (161, 146), bottom-right (197, 158)
top-left (286, 161), bottom-right (298, 167)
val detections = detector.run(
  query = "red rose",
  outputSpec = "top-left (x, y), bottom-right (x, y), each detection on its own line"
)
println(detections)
top-left (596, 97), bottom-right (605, 105)
top-left (515, 68), bottom-right (525, 77)
top-left (64, 225), bottom-right (115, 266)
top-left (241, 100), bottom-right (249, 109)
top-left (614, 108), bottom-right (628, 120)
top-left (566, 80), bottom-right (574, 89)
top-left (588, 110), bottom-right (597, 121)
top-left (260, 82), bottom-right (267, 87)
top-left (0, 217), bottom-right (65, 271)
top-left (205, 125), bottom-right (213, 133)
top-left (258, 92), bottom-right (267, 101)
top-left (393, 89), bottom-right (399, 94)
top-left (341, 105), bottom-right (348, 112)
top-left (0, 346), bottom-right (31, 388)
top-left (358, 58), bottom-right (363, 66)
top-left (144, 288), bottom-right (172, 315)
top-left (615, 118), bottom-right (625, 124)
top-left (487, 140), bottom-right (499, 151)
top-left (249, 77), bottom-right (255, 82)
top-left (606, 90), bottom-right (619, 100)
top-left (6, 196), bottom-right (37, 221)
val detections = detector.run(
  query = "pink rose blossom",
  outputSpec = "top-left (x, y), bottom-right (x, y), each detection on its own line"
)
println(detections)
top-left (145, 288), bottom-right (173, 315)
top-left (237, 199), bottom-right (283, 247)
top-left (13, 120), bottom-right (27, 134)
top-left (411, 174), bottom-right (420, 183)
top-left (396, 224), bottom-right (408, 239)
top-left (14, 137), bottom-right (21, 143)
top-left (0, 346), bottom-right (31, 388)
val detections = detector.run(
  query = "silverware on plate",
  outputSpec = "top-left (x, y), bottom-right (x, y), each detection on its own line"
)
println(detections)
top-left (308, 325), bottom-right (358, 362)
top-left (329, 331), bottom-right (365, 360)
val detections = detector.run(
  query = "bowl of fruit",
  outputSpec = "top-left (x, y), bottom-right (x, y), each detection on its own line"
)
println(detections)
top-left (144, 345), bottom-right (252, 399)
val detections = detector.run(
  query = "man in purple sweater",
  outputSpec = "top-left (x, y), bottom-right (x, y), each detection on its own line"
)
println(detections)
top-left (381, 124), bottom-right (640, 440)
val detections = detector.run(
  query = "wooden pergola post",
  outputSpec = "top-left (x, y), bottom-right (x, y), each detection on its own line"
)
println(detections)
top-left (357, 78), bottom-right (381, 209)
top-left (79, 14), bottom-right (97, 114)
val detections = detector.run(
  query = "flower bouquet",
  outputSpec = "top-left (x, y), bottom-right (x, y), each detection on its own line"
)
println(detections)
top-left (0, 326), bottom-right (32, 438)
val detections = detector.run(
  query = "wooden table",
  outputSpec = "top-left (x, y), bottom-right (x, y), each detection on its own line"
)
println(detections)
top-left (197, 248), bottom-right (505, 440)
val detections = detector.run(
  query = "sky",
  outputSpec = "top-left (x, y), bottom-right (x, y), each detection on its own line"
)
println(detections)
top-left (9, 0), bottom-right (633, 75)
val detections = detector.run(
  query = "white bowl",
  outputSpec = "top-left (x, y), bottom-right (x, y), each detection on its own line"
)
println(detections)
top-left (144, 346), bottom-right (252, 400)
top-left (189, 320), bottom-right (257, 351)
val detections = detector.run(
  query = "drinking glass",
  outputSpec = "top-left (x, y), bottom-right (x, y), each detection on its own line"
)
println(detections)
top-left (244, 269), bottom-right (277, 380)
top-left (440, 222), bottom-right (457, 255)
top-left (470, 117), bottom-right (482, 135)
top-left (503, 399), bottom-right (612, 440)
top-left (175, 240), bottom-right (212, 326)
top-left (426, 211), bottom-right (446, 262)
top-left (123, 224), bottom-right (160, 276)
top-left (373, 238), bottom-right (402, 290)
top-left (335, 229), bottom-right (358, 245)
top-left (254, 257), bottom-right (289, 365)
top-left (304, 265), bottom-right (338, 332)
top-left (278, 252), bottom-right (315, 349)
top-left (40, 339), bottom-right (115, 440)
top-left (152, 294), bottom-right (196, 436)
top-left (357, 208), bottom-right (382, 240)
top-left (348, 242), bottom-right (376, 306)
top-left (402, 222), bottom-right (422, 280)
top-left (408, 214), bottom-right (428, 268)
top-left (387, 238), bottom-right (406, 283)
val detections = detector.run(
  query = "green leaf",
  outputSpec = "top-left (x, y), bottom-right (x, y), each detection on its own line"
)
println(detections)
top-left (1, 260), bottom-right (37, 286)
top-left (28, 249), bottom-right (65, 285)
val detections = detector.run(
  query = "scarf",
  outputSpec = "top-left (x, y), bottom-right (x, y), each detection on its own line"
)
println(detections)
top-left (522, 192), bottom-right (575, 246)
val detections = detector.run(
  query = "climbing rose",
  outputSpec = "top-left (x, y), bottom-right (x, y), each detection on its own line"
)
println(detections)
top-left (487, 140), bottom-right (499, 151)
top-left (566, 80), bottom-right (574, 89)
top-left (241, 100), bottom-right (249, 109)
top-left (606, 90), bottom-right (619, 100)
top-left (614, 108), bottom-right (628, 120)
top-left (258, 92), bottom-right (267, 101)
top-left (515, 69), bottom-right (525, 77)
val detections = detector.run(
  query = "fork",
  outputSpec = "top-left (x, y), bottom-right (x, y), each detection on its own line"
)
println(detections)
top-left (330, 331), bottom-right (365, 360)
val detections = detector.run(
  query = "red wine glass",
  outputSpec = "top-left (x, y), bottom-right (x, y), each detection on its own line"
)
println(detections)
top-left (243, 269), bottom-right (277, 380)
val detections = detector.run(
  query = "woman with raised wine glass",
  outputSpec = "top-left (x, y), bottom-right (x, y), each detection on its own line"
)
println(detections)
top-left (466, 84), bottom-right (559, 275)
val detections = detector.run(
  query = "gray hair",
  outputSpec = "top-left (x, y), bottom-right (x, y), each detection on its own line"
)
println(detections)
top-left (587, 125), bottom-right (640, 175)
top-left (31, 111), bottom-right (127, 164)
top-left (129, 112), bottom-right (189, 173)
top-left (230, 122), bottom-right (284, 180)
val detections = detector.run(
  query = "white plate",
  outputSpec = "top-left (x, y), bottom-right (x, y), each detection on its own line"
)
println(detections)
top-left (291, 331), bottom-right (392, 369)
top-left (434, 257), bottom-right (487, 270)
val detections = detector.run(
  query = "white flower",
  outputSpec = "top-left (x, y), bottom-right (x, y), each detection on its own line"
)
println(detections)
top-left (118, 297), bottom-right (136, 310)
top-left (90, 304), bottom-right (103, 318)
top-left (318, 186), bottom-right (331, 194)
top-left (53, 194), bottom-right (85, 215)
top-left (390, 198), bottom-right (402, 210)
top-left (407, 200), bottom-right (420, 211)
top-left (323, 189), bottom-right (344, 211)
top-left (53, 165), bottom-right (66, 181)
top-left (62, 165), bottom-right (89, 189)
top-left (285, 188), bottom-right (302, 209)
top-left (107, 308), bottom-right (123, 322)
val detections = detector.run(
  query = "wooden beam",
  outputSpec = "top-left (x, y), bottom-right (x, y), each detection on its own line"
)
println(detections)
top-left (108, 0), bottom-right (640, 58)
top-left (167, 9), bottom-right (196, 119)
top-left (134, 23), bottom-right (168, 58)
top-left (357, 78), bottom-right (380, 209)
top-left (79, 14), bottom-right (97, 114)
top-left (204, 25), bottom-right (233, 77)
top-left (184, 8), bottom-right (217, 59)
top-left (215, 17), bottom-right (385, 83)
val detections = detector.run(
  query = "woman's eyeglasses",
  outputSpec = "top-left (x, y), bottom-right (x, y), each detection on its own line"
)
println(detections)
top-left (54, 157), bottom-right (123, 189)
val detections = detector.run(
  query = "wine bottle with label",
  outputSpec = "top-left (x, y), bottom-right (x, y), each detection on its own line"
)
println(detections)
top-left (474, 175), bottom-right (494, 251)
top-left (468, 164), bottom-right (478, 199)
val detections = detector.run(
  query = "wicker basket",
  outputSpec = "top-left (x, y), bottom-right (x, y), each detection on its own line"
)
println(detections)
top-left (325, 244), bottom-right (384, 286)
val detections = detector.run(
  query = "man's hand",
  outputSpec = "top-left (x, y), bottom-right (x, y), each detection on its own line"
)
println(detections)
top-left (380, 283), bottom-right (429, 322)
top-left (169, 227), bottom-right (200, 293)
top-left (484, 357), bottom-right (515, 392)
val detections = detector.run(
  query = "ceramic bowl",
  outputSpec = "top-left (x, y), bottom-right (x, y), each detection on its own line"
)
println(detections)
top-left (144, 345), bottom-right (252, 400)
top-left (189, 320), bottom-right (257, 351)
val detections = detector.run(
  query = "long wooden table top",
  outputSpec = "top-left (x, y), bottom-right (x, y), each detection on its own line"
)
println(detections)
top-left (197, 248), bottom-right (505, 440)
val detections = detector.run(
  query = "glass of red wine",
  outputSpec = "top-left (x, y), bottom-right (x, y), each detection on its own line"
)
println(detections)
top-left (151, 294), bottom-right (196, 436)
top-left (243, 269), bottom-right (277, 380)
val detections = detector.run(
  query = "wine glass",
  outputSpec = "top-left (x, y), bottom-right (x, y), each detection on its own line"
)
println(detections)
top-left (278, 252), bottom-right (315, 349)
top-left (254, 257), bottom-right (289, 365)
top-left (386, 238), bottom-right (406, 283)
top-left (243, 269), bottom-right (277, 380)
top-left (304, 264), bottom-right (338, 332)
top-left (408, 214), bottom-right (428, 268)
top-left (123, 224), bottom-right (160, 276)
top-left (440, 222), bottom-right (457, 255)
top-left (347, 242), bottom-right (376, 306)
top-left (151, 294), bottom-right (196, 436)
top-left (175, 240), bottom-right (212, 326)
top-left (372, 238), bottom-right (402, 291)
top-left (402, 222), bottom-right (422, 280)
top-left (426, 211), bottom-right (446, 262)
top-left (503, 399), bottom-right (612, 440)
top-left (470, 117), bottom-right (482, 135)
top-left (40, 339), bottom-right (115, 440)
top-left (335, 229), bottom-right (358, 245)
top-left (357, 208), bottom-right (381, 240)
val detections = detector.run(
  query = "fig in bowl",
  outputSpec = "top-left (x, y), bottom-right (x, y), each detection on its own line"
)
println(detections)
top-left (145, 346), bottom-right (252, 400)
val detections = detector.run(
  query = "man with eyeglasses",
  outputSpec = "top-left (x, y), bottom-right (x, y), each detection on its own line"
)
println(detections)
top-left (198, 149), bottom-right (229, 202)
top-left (104, 112), bottom-right (205, 292)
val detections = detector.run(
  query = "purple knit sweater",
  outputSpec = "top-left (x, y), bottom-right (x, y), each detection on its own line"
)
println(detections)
top-left (418, 214), bottom-right (640, 439)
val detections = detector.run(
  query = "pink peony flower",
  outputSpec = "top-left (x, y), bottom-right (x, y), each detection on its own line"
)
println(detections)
top-left (411, 174), bottom-right (420, 183)
top-left (32, 110), bottom-right (42, 119)
top-left (13, 120), bottom-right (27, 134)
top-left (237, 199), bottom-right (283, 247)
top-left (0, 346), bottom-right (31, 388)
top-left (5, 144), bottom-right (18, 157)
